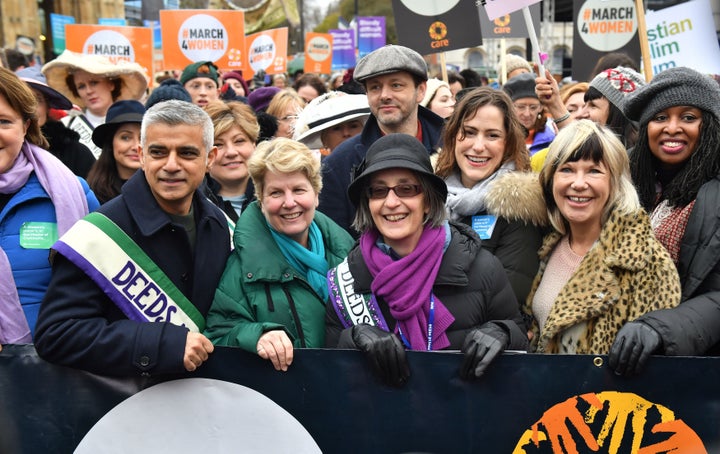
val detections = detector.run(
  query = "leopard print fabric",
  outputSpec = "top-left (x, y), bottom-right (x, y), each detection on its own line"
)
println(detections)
top-left (525, 210), bottom-right (682, 354)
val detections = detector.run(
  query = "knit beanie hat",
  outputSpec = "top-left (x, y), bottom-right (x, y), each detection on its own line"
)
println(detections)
top-left (501, 54), bottom-right (532, 78)
top-left (247, 86), bottom-right (281, 113)
top-left (222, 70), bottom-right (249, 96)
top-left (589, 66), bottom-right (645, 113)
top-left (624, 67), bottom-right (720, 125)
top-left (421, 78), bottom-right (451, 107)
top-left (502, 73), bottom-right (538, 101)
top-left (180, 61), bottom-right (219, 87)
top-left (145, 79), bottom-right (192, 109)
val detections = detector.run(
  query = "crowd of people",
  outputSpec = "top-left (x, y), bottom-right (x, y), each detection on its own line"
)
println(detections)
top-left (1, 44), bottom-right (719, 388)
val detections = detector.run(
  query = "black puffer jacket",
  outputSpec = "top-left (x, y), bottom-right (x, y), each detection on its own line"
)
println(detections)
top-left (325, 222), bottom-right (528, 350)
top-left (637, 176), bottom-right (720, 355)
top-left (42, 120), bottom-right (96, 178)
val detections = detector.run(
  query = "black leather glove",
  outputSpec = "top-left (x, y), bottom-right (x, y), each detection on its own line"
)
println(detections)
top-left (349, 325), bottom-right (410, 387)
top-left (609, 321), bottom-right (661, 376)
top-left (460, 323), bottom-right (509, 380)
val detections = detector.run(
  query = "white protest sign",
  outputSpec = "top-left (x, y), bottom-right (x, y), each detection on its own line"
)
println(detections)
top-left (645, 0), bottom-right (720, 76)
top-left (483, 0), bottom-right (542, 21)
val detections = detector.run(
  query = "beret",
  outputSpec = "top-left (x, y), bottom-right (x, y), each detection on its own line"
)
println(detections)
top-left (624, 67), bottom-right (720, 125)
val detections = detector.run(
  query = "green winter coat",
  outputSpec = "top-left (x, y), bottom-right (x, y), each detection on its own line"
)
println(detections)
top-left (204, 201), bottom-right (354, 352)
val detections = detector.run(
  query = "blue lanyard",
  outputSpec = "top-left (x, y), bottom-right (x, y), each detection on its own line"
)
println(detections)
top-left (398, 294), bottom-right (435, 351)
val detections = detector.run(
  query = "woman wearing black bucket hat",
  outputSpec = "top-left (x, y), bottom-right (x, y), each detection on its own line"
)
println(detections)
top-left (325, 133), bottom-right (528, 387)
top-left (86, 100), bottom-right (145, 204)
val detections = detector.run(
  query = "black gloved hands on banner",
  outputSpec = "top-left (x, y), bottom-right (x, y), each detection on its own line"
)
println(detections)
top-left (342, 324), bottom-right (410, 387)
top-left (608, 321), bottom-right (661, 376)
top-left (460, 322), bottom-right (509, 380)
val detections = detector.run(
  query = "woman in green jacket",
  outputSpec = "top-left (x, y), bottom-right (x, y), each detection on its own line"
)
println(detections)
top-left (204, 138), bottom-right (354, 371)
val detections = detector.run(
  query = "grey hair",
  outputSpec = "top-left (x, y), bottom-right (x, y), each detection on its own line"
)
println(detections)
top-left (352, 170), bottom-right (446, 233)
top-left (141, 100), bottom-right (214, 154)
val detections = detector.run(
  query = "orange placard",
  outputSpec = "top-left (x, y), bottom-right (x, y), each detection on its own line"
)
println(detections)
top-left (243, 27), bottom-right (288, 79)
top-left (304, 33), bottom-right (333, 75)
top-left (159, 10), bottom-right (245, 71)
top-left (65, 24), bottom-right (153, 85)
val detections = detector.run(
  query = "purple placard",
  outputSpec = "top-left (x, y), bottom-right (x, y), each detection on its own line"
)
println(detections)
top-left (357, 16), bottom-right (386, 58)
top-left (329, 29), bottom-right (355, 70)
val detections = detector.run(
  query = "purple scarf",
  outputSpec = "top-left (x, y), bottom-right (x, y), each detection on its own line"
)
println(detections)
top-left (360, 225), bottom-right (455, 350)
top-left (0, 141), bottom-right (89, 343)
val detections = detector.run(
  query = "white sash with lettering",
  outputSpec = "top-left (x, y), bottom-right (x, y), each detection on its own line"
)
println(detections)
top-left (53, 212), bottom-right (204, 332)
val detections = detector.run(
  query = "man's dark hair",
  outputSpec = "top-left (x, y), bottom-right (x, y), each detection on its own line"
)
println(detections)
top-left (4, 48), bottom-right (30, 71)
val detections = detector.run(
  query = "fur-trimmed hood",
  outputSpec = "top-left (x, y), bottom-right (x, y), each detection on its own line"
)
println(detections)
top-left (485, 172), bottom-right (549, 228)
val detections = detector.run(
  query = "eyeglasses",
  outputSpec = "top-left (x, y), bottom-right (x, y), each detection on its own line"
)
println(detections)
top-left (514, 103), bottom-right (542, 113)
top-left (278, 115), bottom-right (298, 123)
top-left (366, 184), bottom-right (422, 199)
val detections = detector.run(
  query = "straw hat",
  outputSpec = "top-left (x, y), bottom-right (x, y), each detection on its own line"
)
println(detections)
top-left (293, 91), bottom-right (370, 149)
top-left (42, 50), bottom-right (149, 108)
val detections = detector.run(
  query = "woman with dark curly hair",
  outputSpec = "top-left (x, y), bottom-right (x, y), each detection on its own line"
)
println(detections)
top-left (608, 67), bottom-right (720, 375)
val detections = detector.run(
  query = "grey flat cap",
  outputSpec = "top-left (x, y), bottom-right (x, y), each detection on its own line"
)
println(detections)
top-left (353, 45), bottom-right (428, 82)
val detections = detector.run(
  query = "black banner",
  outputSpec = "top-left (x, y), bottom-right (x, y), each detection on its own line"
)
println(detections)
top-left (1, 345), bottom-right (718, 453)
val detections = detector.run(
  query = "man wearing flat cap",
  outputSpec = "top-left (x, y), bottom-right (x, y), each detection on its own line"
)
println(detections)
top-left (318, 44), bottom-right (443, 236)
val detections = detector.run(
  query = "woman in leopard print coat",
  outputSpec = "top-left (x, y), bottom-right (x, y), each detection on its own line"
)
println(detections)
top-left (486, 120), bottom-right (681, 354)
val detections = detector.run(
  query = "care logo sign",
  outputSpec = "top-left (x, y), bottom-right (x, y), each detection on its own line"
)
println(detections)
top-left (304, 33), bottom-right (332, 74)
top-left (244, 27), bottom-right (288, 78)
top-left (160, 10), bottom-right (245, 70)
top-left (577, 0), bottom-right (637, 51)
top-left (65, 24), bottom-right (153, 83)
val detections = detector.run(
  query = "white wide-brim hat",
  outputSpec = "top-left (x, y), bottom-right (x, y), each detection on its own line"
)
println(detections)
top-left (293, 92), bottom-right (370, 149)
top-left (42, 50), bottom-right (149, 108)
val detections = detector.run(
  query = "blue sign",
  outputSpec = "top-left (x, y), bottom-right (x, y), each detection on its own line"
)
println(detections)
top-left (143, 20), bottom-right (162, 50)
top-left (329, 29), bottom-right (355, 71)
top-left (50, 13), bottom-right (75, 55)
top-left (357, 16), bottom-right (386, 58)
top-left (98, 18), bottom-right (127, 26)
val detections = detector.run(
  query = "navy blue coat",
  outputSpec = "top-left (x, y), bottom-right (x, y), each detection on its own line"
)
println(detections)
top-left (34, 171), bottom-right (231, 376)
top-left (318, 106), bottom-right (444, 236)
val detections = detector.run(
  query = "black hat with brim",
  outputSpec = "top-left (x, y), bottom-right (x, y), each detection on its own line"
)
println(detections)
top-left (347, 133), bottom-right (447, 207)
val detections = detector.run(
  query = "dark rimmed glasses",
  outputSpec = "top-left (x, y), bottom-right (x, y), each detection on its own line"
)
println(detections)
top-left (366, 184), bottom-right (422, 199)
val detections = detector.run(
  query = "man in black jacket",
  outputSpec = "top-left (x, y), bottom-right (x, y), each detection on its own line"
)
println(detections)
top-left (318, 45), bottom-right (444, 236)
top-left (35, 100), bottom-right (230, 377)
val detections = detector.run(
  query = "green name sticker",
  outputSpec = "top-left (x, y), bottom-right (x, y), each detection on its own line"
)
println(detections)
top-left (19, 222), bottom-right (58, 249)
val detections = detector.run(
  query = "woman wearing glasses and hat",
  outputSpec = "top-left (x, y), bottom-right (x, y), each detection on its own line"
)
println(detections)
top-left (326, 134), bottom-right (528, 387)
top-left (16, 66), bottom-right (96, 178)
top-left (42, 50), bottom-right (148, 159)
top-left (86, 100), bottom-right (146, 204)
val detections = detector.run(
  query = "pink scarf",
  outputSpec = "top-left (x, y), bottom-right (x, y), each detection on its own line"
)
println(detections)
top-left (360, 225), bottom-right (455, 350)
top-left (0, 141), bottom-right (89, 343)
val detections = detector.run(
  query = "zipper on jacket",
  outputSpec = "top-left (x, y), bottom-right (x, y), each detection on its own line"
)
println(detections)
top-left (283, 284), bottom-right (307, 348)
top-left (264, 284), bottom-right (275, 312)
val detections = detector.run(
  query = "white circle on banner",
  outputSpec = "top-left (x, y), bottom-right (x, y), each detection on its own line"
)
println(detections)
top-left (249, 34), bottom-right (276, 72)
top-left (576, 0), bottom-right (637, 51)
top-left (398, 0), bottom-right (460, 16)
top-left (178, 14), bottom-right (228, 62)
top-left (306, 36), bottom-right (331, 62)
top-left (83, 30), bottom-right (135, 64)
top-left (75, 378), bottom-right (321, 454)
